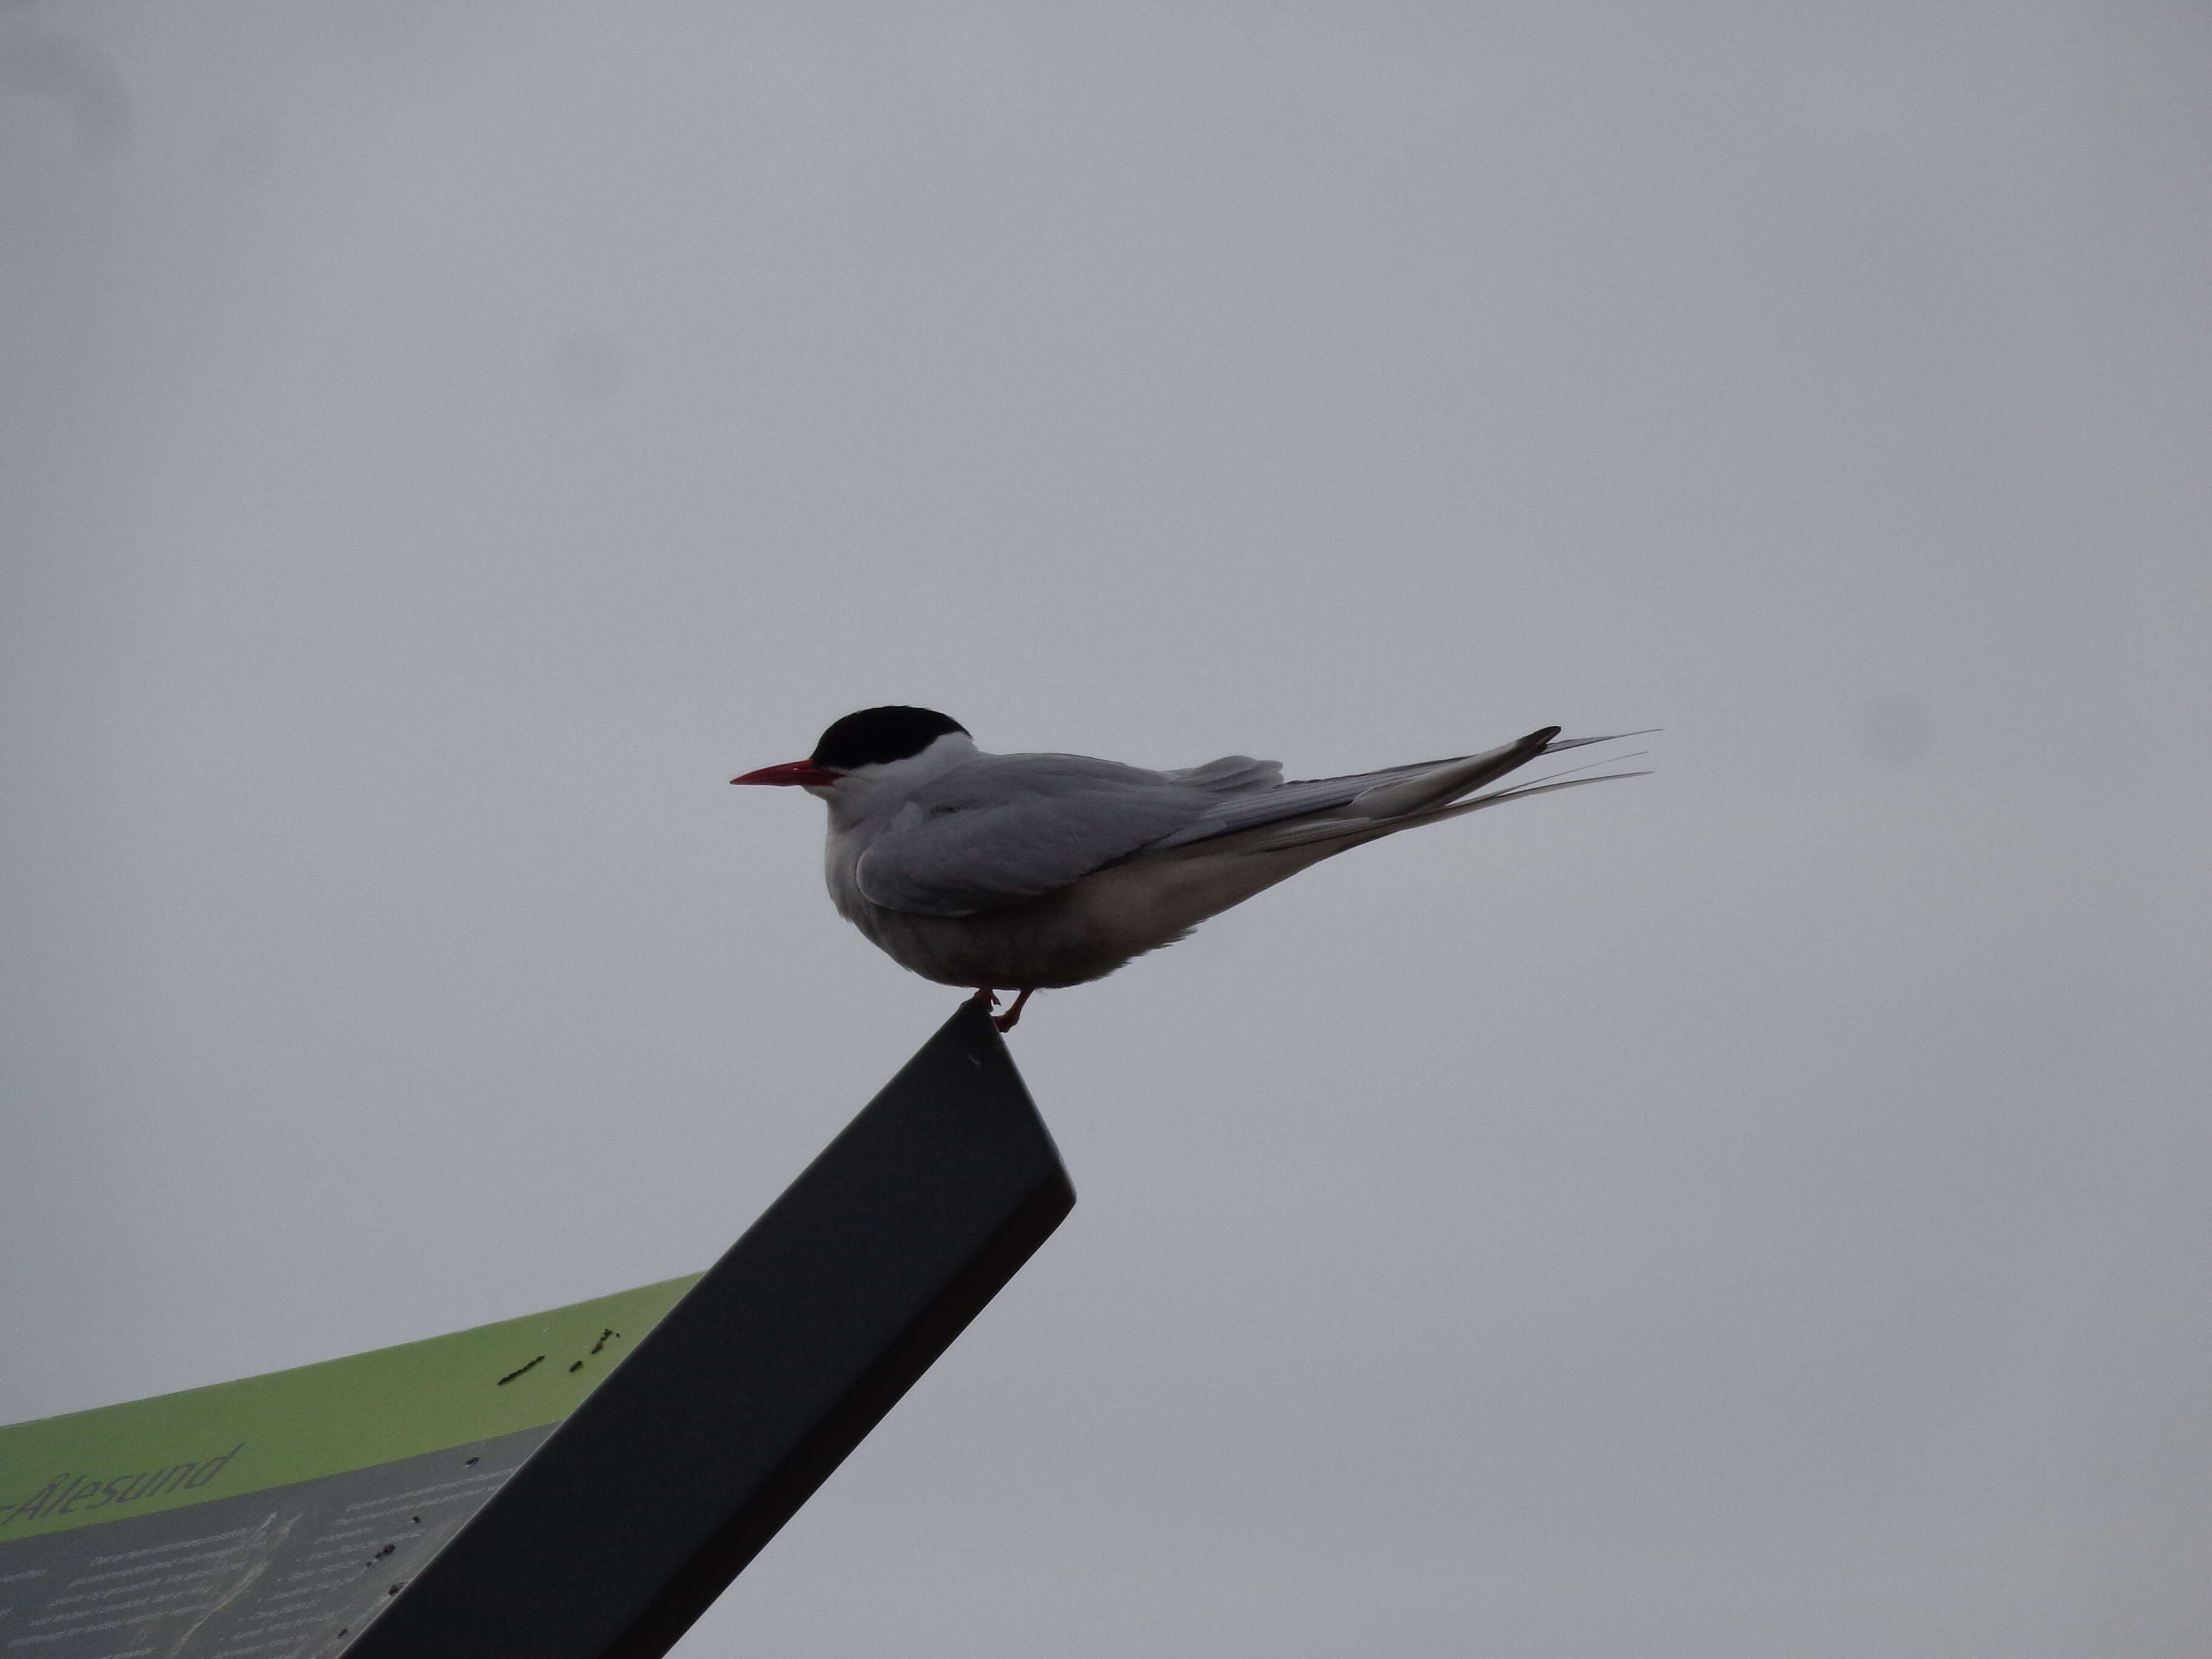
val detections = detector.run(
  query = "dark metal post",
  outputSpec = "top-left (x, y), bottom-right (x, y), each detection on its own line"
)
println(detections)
top-left (347, 1002), bottom-right (1074, 1659)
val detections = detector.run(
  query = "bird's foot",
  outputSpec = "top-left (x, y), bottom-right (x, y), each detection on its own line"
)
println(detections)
top-left (968, 987), bottom-right (1000, 1012)
top-left (992, 988), bottom-right (1034, 1033)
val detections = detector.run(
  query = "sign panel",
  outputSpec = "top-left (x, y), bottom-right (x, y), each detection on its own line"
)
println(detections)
top-left (0, 1278), bottom-right (699, 1657)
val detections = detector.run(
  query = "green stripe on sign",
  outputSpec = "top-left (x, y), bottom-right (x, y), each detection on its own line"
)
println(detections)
top-left (0, 1274), bottom-right (701, 1542)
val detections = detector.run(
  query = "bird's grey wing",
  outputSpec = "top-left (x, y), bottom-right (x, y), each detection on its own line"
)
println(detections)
top-left (1139, 728), bottom-right (1634, 851)
top-left (1164, 754), bottom-right (1284, 793)
top-left (854, 753), bottom-right (1212, 916)
top-left (1138, 761), bottom-right (1452, 849)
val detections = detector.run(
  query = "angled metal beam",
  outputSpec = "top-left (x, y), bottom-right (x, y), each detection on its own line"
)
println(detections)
top-left (346, 1002), bottom-right (1073, 1659)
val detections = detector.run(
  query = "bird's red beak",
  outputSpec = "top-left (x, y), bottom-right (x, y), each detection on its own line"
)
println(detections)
top-left (729, 760), bottom-right (840, 786)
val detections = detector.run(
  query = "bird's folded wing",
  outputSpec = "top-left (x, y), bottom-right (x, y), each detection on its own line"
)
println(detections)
top-left (1140, 728), bottom-right (1570, 851)
top-left (1164, 754), bottom-right (1284, 793)
top-left (854, 754), bottom-right (1212, 916)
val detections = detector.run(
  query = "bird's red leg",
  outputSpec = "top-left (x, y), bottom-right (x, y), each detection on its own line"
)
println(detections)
top-left (993, 988), bottom-right (1034, 1033)
top-left (968, 987), bottom-right (1000, 1013)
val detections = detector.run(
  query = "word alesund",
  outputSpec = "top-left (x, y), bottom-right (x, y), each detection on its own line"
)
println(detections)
top-left (1, 1443), bottom-right (245, 1526)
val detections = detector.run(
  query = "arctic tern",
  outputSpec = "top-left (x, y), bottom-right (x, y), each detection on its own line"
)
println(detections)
top-left (733, 706), bottom-right (1644, 1030)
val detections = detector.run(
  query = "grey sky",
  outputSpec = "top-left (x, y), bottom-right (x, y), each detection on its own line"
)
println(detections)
top-left (2, 4), bottom-right (2208, 1654)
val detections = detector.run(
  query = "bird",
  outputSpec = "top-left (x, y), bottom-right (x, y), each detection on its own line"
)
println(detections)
top-left (732, 706), bottom-right (1645, 1031)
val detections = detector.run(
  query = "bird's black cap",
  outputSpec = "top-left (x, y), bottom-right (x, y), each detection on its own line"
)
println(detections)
top-left (811, 706), bottom-right (971, 771)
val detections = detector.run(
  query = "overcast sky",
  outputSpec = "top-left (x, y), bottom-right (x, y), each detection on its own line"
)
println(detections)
top-left (3, 4), bottom-right (2209, 1655)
